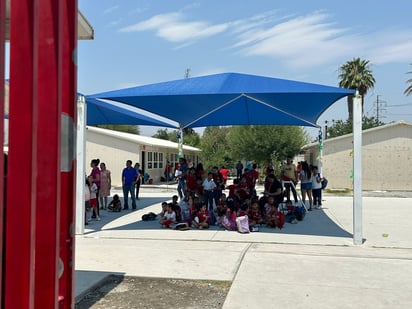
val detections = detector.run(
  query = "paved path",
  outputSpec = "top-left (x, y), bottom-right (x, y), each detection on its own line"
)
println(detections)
top-left (75, 186), bottom-right (412, 308)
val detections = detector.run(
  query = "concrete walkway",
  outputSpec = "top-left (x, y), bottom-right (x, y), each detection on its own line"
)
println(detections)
top-left (75, 186), bottom-right (412, 308)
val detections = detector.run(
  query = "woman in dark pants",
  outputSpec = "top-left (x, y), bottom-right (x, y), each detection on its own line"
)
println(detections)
top-left (134, 163), bottom-right (142, 200)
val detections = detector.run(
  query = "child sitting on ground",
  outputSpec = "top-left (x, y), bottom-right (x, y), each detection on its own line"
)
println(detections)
top-left (108, 194), bottom-right (122, 212)
top-left (159, 203), bottom-right (176, 228)
top-left (191, 202), bottom-right (209, 229)
top-left (266, 203), bottom-right (285, 229)
top-left (248, 201), bottom-right (264, 229)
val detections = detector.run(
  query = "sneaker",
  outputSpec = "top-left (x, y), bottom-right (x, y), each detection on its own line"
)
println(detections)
top-left (96, 217), bottom-right (101, 221)
top-left (291, 219), bottom-right (298, 224)
top-left (252, 227), bottom-right (259, 232)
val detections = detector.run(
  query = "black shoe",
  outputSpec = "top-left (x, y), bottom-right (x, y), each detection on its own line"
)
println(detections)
top-left (123, 207), bottom-right (129, 210)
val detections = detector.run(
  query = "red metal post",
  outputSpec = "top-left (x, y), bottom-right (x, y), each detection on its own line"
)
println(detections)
top-left (0, 0), bottom-right (5, 306)
top-left (58, 1), bottom-right (77, 308)
top-left (6, 0), bottom-right (37, 307)
top-left (5, 0), bottom-right (79, 307)
top-left (33, 1), bottom-right (62, 307)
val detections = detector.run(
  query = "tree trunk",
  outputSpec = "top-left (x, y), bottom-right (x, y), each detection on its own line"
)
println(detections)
top-left (347, 95), bottom-right (354, 120)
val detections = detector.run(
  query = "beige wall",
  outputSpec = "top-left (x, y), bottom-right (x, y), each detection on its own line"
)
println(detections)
top-left (86, 130), bottom-right (200, 187)
top-left (302, 123), bottom-right (412, 191)
top-left (86, 131), bottom-right (141, 187)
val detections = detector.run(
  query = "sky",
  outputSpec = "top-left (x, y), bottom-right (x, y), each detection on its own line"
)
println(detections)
top-left (78, 0), bottom-right (412, 138)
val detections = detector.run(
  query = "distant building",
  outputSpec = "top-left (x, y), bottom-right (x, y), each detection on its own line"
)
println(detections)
top-left (86, 126), bottom-right (201, 186)
top-left (300, 121), bottom-right (412, 191)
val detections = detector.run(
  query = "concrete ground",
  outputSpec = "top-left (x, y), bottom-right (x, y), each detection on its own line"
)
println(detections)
top-left (75, 185), bottom-right (412, 308)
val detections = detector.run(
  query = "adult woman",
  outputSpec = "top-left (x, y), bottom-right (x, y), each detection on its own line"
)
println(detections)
top-left (89, 159), bottom-right (101, 216)
top-left (299, 161), bottom-right (313, 211)
top-left (99, 162), bottom-right (111, 209)
top-left (134, 163), bottom-right (142, 200)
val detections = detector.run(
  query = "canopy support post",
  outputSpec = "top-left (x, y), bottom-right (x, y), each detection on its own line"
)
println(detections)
top-left (353, 92), bottom-right (363, 245)
top-left (75, 95), bottom-right (86, 235)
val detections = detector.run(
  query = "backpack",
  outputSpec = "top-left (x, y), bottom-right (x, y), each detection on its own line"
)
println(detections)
top-left (293, 206), bottom-right (306, 221)
top-left (142, 212), bottom-right (157, 221)
top-left (321, 177), bottom-right (328, 190)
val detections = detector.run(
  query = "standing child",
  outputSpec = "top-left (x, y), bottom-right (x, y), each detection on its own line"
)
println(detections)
top-left (85, 177), bottom-right (91, 225)
top-left (311, 166), bottom-right (322, 208)
top-left (88, 176), bottom-right (100, 221)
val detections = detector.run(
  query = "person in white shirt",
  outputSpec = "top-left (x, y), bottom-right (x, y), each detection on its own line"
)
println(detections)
top-left (311, 166), bottom-right (323, 208)
top-left (202, 172), bottom-right (217, 224)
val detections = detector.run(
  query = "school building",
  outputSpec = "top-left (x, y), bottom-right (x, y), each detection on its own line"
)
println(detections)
top-left (86, 126), bottom-right (201, 186)
top-left (300, 121), bottom-right (412, 191)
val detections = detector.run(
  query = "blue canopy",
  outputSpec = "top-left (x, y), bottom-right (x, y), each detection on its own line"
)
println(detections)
top-left (84, 96), bottom-right (178, 128)
top-left (89, 72), bottom-right (354, 128)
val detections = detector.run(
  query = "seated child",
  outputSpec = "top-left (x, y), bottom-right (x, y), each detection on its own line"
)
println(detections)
top-left (108, 194), bottom-right (122, 212)
top-left (266, 203), bottom-right (285, 229)
top-left (159, 203), bottom-right (176, 228)
top-left (191, 203), bottom-right (209, 229)
top-left (238, 202), bottom-right (249, 217)
top-left (221, 208), bottom-right (237, 231)
top-left (248, 201), bottom-right (264, 228)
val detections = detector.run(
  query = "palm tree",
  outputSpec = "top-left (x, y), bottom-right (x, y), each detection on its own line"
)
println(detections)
top-left (404, 64), bottom-right (412, 96)
top-left (338, 58), bottom-right (375, 119)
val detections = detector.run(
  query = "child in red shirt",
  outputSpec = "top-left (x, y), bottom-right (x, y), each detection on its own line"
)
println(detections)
top-left (191, 203), bottom-right (209, 229)
top-left (248, 201), bottom-right (264, 228)
top-left (266, 204), bottom-right (285, 229)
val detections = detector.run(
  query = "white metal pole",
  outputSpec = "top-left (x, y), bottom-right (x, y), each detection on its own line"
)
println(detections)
top-left (353, 92), bottom-right (363, 245)
top-left (75, 95), bottom-right (86, 235)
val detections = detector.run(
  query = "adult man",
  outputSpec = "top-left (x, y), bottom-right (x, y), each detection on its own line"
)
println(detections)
top-left (122, 160), bottom-right (138, 210)
top-left (281, 157), bottom-right (298, 204)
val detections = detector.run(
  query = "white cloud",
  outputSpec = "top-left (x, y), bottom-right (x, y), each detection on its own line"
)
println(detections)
top-left (119, 12), bottom-right (229, 43)
top-left (103, 5), bottom-right (119, 15)
top-left (232, 12), bottom-right (412, 69)
top-left (119, 10), bottom-right (412, 69)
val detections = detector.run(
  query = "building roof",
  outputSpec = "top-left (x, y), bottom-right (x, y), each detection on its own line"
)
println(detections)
top-left (5, 2), bottom-right (94, 40)
top-left (86, 126), bottom-right (201, 153)
top-left (302, 120), bottom-right (412, 149)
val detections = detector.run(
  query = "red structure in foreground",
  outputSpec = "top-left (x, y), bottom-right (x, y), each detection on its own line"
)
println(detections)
top-left (1, 1), bottom-right (78, 308)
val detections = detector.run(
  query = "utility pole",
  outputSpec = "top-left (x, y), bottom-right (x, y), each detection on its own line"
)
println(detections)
top-left (375, 95), bottom-right (387, 123)
top-left (184, 68), bottom-right (191, 79)
top-left (376, 95), bottom-right (379, 122)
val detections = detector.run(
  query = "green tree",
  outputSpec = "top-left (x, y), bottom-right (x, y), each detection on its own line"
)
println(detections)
top-left (152, 128), bottom-right (200, 147)
top-left (326, 116), bottom-right (385, 138)
top-left (152, 128), bottom-right (171, 140)
top-left (338, 58), bottom-right (375, 119)
top-left (97, 124), bottom-right (140, 134)
top-left (228, 126), bottom-right (309, 166)
top-left (404, 63), bottom-right (412, 96)
top-left (200, 127), bottom-right (233, 170)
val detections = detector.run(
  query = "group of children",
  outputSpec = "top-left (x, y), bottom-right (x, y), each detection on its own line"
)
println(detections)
top-left (158, 192), bottom-right (303, 232)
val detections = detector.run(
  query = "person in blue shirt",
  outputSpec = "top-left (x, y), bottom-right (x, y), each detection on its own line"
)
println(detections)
top-left (122, 160), bottom-right (138, 210)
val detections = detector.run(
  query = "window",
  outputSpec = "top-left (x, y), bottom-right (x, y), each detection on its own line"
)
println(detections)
top-left (154, 152), bottom-right (158, 168)
top-left (159, 153), bottom-right (164, 169)
top-left (148, 151), bottom-right (153, 169)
